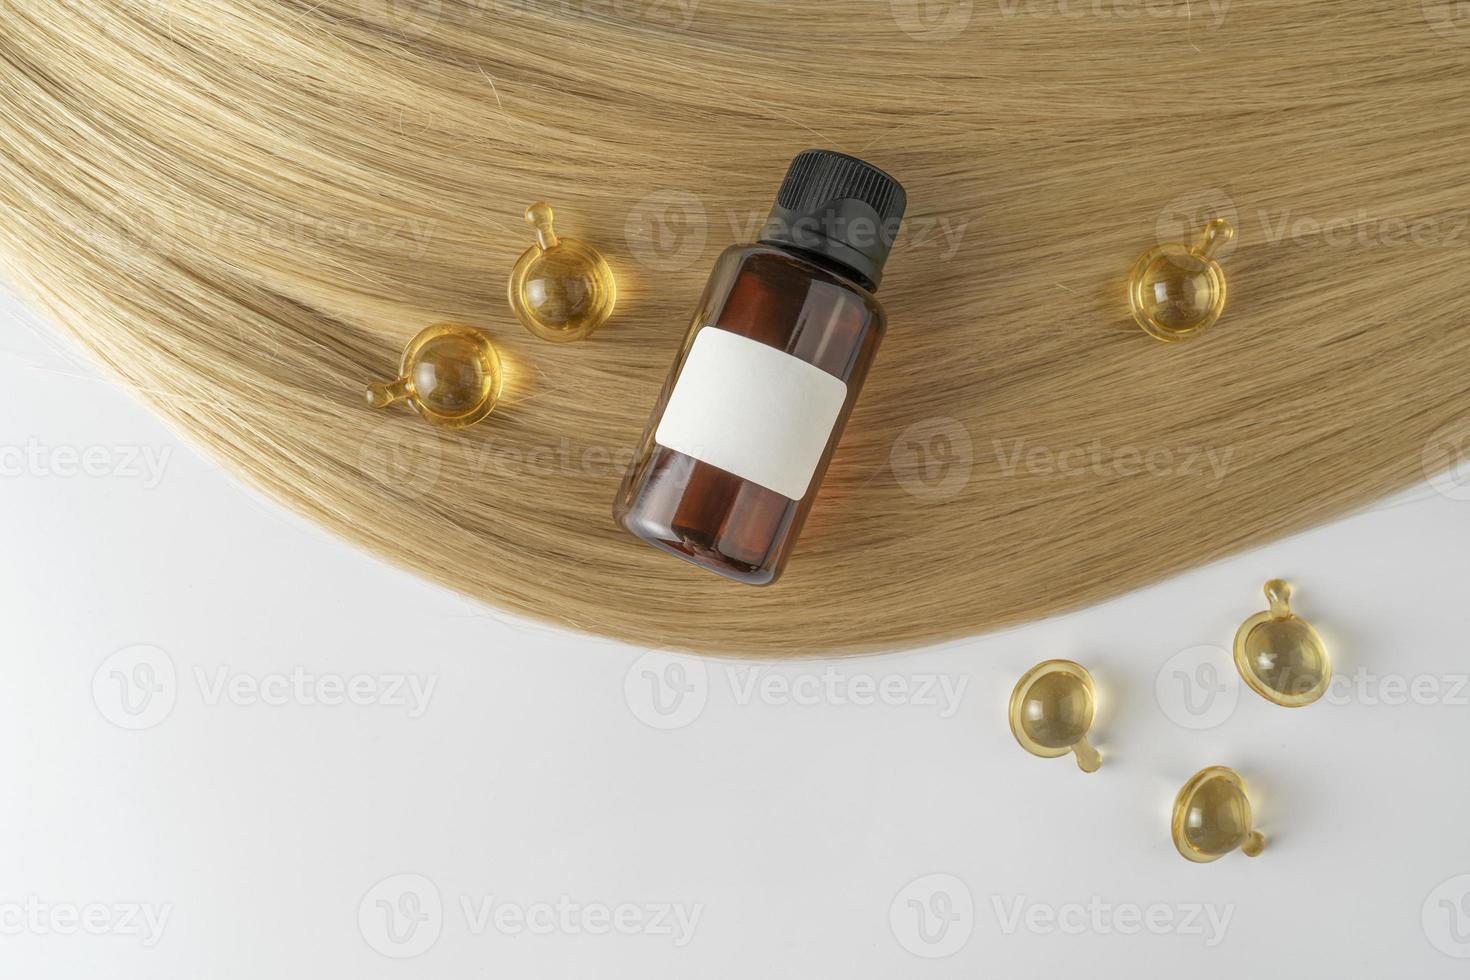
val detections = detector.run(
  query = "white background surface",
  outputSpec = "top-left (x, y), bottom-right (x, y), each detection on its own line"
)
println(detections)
top-left (2, 285), bottom-right (1470, 979)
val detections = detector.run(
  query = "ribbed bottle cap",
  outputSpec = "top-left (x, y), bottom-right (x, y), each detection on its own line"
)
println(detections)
top-left (758, 149), bottom-right (908, 291)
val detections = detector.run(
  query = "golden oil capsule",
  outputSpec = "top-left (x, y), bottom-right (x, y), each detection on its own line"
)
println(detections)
top-left (1233, 579), bottom-right (1331, 707)
top-left (1008, 659), bottom-right (1101, 773)
top-left (366, 323), bottom-right (503, 428)
top-left (1171, 766), bottom-right (1266, 863)
top-left (508, 202), bottom-right (616, 343)
top-left (1129, 218), bottom-right (1233, 342)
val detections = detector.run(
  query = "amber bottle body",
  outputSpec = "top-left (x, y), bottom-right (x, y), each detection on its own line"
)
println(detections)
top-left (614, 244), bottom-right (886, 585)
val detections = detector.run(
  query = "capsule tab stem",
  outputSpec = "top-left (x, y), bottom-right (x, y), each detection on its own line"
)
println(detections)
top-left (1264, 578), bottom-right (1293, 620)
top-left (366, 377), bottom-right (411, 408)
top-left (1196, 217), bottom-right (1234, 260)
top-left (525, 202), bottom-right (560, 252)
top-left (1071, 738), bottom-right (1101, 773)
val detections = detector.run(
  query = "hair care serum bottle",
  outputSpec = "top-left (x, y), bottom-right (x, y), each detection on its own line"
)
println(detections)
top-left (615, 150), bottom-right (907, 585)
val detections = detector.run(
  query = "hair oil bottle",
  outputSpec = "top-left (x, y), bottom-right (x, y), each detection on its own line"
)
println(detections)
top-left (615, 150), bottom-right (907, 585)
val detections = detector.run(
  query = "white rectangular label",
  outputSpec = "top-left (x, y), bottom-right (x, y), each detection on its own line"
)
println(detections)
top-left (654, 328), bottom-right (848, 500)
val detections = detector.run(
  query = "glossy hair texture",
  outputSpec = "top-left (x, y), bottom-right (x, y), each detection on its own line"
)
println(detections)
top-left (2, 0), bottom-right (1468, 653)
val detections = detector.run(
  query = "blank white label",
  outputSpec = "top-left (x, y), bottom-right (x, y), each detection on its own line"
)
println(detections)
top-left (654, 328), bottom-right (849, 501)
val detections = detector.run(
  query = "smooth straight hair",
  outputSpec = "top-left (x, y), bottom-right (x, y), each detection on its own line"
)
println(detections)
top-left (2, 0), bottom-right (1468, 653)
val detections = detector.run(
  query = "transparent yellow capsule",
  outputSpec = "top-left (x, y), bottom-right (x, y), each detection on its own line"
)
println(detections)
top-left (366, 323), bottom-right (503, 428)
top-left (1233, 579), bottom-right (1331, 707)
top-left (1008, 659), bottom-right (1101, 772)
top-left (1171, 766), bottom-right (1266, 863)
top-left (1129, 218), bottom-right (1233, 342)
top-left (508, 202), bottom-right (616, 343)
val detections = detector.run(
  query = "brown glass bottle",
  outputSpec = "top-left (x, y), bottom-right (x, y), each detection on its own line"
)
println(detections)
top-left (615, 151), bottom-right (906, 585)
